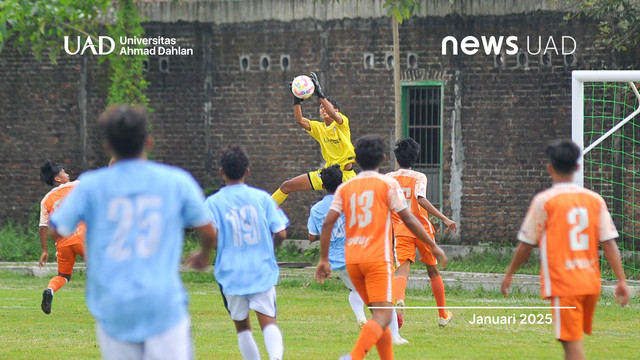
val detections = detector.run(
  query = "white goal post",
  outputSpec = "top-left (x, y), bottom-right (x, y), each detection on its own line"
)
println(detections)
top-left (571, 70), bottom-right (640, 187)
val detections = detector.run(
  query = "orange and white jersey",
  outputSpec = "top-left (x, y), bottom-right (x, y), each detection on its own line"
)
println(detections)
top-left (40, 181), bottom-right (85, 247)
top-left (387, 169), bottom-right (435, 238)
top-left (330, 171), bottom-right (407, 264)
top-left (518, 182), bottom-right (618, 298)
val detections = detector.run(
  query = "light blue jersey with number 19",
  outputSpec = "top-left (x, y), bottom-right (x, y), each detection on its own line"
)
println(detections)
top-left (204, 184), bottom-right (289, 296)
top-left (49, 160), bottom-right (210, 342)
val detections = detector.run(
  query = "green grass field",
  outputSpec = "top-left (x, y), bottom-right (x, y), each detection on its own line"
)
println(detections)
top-left (1, 271), bottom-right (638, 359)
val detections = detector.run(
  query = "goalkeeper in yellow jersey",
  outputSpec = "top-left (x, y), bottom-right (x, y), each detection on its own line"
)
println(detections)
top-left (271, 72), bottom-right (356, 205)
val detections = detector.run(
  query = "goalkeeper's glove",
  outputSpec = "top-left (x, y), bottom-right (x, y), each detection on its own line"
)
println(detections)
top-left (310, 72), bottom-right (325, 99)
top-left (291, 82), bottom-right (304, 105)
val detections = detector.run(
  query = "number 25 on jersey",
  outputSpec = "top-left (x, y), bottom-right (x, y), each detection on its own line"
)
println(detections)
top-left (107, 196), bottom-right (162, 260)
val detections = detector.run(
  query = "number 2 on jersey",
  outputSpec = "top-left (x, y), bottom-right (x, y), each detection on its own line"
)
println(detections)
top-left (107, 196), bottom-right (162, 260)
top-left (567, 207), bottom-right (589, 251)
top-left (349, 191), bottom-right (374, 228)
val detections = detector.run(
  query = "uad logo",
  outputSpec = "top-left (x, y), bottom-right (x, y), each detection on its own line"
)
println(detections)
top-left (64, 36), bottom-right (115, 55)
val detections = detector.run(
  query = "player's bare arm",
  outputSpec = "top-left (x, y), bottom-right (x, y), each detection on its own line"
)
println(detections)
top-left (38, 226), bottom-right (49, 267)
top-left (501, 242), bottom-right (535, 297)
top-left (293, 102), bottom-right (311, 131)
top-left (315, 209), bottom-right (340, 284)
top-left (309, 71), bottom-right (343, 125)
top-left (397, 207), bottom-right (448, 268)
top-left (308, 233), bottom-right (318, 242)
top-left (273, 229), bottom-right (287, 248)
top-left (417, 196), bottom-right (457, 232)
top-left (602, 239), bottom-right (630, 306)
top-left (185, 223), bottom-right (217, 271)
top-left (319, 98), bottom-right (343, 125)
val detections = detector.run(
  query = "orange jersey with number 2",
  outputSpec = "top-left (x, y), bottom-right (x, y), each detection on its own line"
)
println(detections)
top-left (330, 171), bottom-right (407, 264)
top-left (387, 169), bottom-right (435, 238)
top-left (518, 183), bottom-right (618, 298)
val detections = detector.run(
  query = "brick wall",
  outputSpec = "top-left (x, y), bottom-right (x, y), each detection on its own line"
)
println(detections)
top-left (0, 11), bottom-right (612, 243)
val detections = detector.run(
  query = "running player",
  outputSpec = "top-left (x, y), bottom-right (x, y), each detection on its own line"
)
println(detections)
top-left (315, 135), bottom-right (447, 360)
top-left (308, 165), bottom-right (408, 345)
top-left (501, 139), bottom-right (630, 360)
top-left (308, 165), bottom-right (367, 327)
top-left (387, 138), bottom-right (456, 327)
top-left (50, 105), bottom-right (216, 360)
top-left (204, 145), bottom-right (289, 360)
top-left (38, 159), bottom-right (86, 314)
top-left (271, 72), bottom-right (356, 205)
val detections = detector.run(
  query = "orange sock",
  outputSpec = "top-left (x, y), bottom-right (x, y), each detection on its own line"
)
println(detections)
top-left (48, 276), bottom-right (67, 293)
top-left (350, 320), bottom-right (383, 360)
top-left (431, 275), bottom-right (447, 318)
top-left (394, 276), bottom-right (408, 302)
top-left (375, 327), bottom-right (394, 360)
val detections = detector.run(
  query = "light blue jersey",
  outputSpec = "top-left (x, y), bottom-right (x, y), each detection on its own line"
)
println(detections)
top-left (204, 184), bottom-right (288, 296)
top-left (307, 194), bottom-right (346, 270)
top-left (50, 160), bottom-right (210, 342)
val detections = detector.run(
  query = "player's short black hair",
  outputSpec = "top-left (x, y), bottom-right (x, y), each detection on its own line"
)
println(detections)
top-left (40, 159), bottom-right (62, 186)
top-left (545, 139), bottom-right (581, 175)
top-left (326, 96), bottom-right (340, 111)
top-left (355, 135), bottom-right (386, 170)
top-left (98, 105), bottom-right (148, 159)
top-left (320, 165), bottom-right (342, 193)
top-left (221, 145), bottom-right (249, 180)
top-left (394, 137), bottom-right (420, 168)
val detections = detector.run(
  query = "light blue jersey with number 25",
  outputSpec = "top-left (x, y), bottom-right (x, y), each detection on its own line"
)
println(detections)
top-left (204, 184), bottom-right (289, 296)
top-left (50, 160), bottom-right (210, 342)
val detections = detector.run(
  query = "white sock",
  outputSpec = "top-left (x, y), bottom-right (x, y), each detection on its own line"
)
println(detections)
top-left (389, 309), bottom-right (400, 338)
top-left (262, 323), bottom-right (284, 360)
top-left (237, 330), bottom-right (260, 360)
top-left (348, 291), bottom-right (366, 320)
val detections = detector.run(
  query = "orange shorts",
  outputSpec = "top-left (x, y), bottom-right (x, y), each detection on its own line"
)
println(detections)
top-left (550, 294), bottom-right (599, 341)
top-left (395, 235), bottom-right (438, 266)
top-left (346, 262), bottom-right (395, 305)
top-left (56, 242), bottom-right (85, 275)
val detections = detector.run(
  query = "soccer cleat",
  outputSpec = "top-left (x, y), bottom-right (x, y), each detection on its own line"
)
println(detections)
top-left (41, 288), bottom-right (53, 314)
top-left (438, 311), bottom-right (454, 327)
top-left (396, 300), bottom-right (405, 328)
top-left (338, 355), bottom-right (352, 360)
top-left (356, 317), bottom-right (368, 328)
top-left (392, 336), bottom-right (410, 345)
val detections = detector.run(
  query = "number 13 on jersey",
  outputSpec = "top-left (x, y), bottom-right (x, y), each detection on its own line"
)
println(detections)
top-left (349, 191), bottom-right (374, 228)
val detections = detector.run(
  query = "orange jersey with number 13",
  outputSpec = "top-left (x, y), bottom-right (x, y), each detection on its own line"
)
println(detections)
top-left (517, 183), bottom-right (618, 298)
top-left (330, 171), bottom-right (407, 264)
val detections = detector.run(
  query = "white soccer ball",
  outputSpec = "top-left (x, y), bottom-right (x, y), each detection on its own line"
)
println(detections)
top-left (291, 75), bottom-right (315, 99)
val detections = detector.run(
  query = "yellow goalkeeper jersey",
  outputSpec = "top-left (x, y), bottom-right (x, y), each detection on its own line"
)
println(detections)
top-left (306, 112), bottom-right (355, 170)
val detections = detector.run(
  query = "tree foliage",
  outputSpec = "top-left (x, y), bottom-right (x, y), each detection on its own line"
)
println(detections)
top-left (564, 0), bottom-right (640, 53)
top-left (383, 0), bottom-right (421, 23)
top-left (324, 0), bottom-right (422, 23)
top-left (0, 0), bottom-right (111, 62)
top-left (107, 0), bottom-right (149, 107)
top-left (0, 0), bottom-right (148, 107)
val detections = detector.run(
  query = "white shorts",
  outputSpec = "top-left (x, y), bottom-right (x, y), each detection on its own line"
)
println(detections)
top-left (335, 268), bottom-right (357, 292)
top-left (223, 286), bottom-right (277, 321)
top-left (96, 317), bottom-right (193, 360)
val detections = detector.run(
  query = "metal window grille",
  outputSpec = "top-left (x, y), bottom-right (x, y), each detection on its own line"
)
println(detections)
top-left (405, 86), bottom-right (442, 205)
